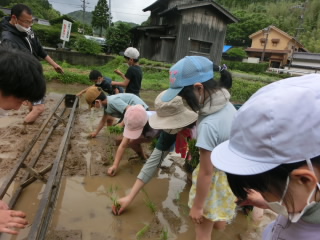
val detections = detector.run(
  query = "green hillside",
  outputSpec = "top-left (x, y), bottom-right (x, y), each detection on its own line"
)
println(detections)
top-left (67, 10), bottom-right (92, 25)
top-left (216, 0), bottom-right (320, 52)
top-left (0, 0), bottom-right (60, 20)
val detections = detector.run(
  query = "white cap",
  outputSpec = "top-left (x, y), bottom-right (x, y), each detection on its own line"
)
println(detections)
top-left (124, 47), bottom-right (140, 59)
top-left (211, 74), bottom-right (320, 175)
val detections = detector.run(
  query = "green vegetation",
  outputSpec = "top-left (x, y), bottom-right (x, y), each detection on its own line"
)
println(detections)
top-left (73, 37), bottom-right (102, 55)
top-left (142, 189), bottom-right (157, 215)
top-left (185, 139), bottom-right (200, 173)
top-left (91, 0), bottom-right (110, 37)
top-left (136, 224), bottom-right (150, 240)
top-left (222, 60), bottom-right (269, 74)
top-left (216, 0), bottom-right (320, 52)
top-left (108, 126), bottom-right (124, 135)
top-left (42, 56), bottom-right (288, 103)
top-left (106, 22), bottom-right (132, 54)
top-left (2, 0), bottom-right (60, 20)
top-left (226, 47), bottom-right (248, 59)
top-left (107, 185), bottom-right (121, 212)
top-left (231, 78), bottom-right (267, 103)
top-left (159, 228), bottom-right (169, 240)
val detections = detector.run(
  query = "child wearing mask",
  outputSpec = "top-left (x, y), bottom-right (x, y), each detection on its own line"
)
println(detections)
top-left (211, 74), bottom-right (320, 239)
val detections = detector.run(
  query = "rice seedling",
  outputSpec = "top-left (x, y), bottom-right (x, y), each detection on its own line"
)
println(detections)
top-left (142, 189), bottom-right (157, 215)
top-left (106, 185), bottom-right (121, 213)
top-left (108, 125), bottom-right (124, 135)
top-left (136, 223), bottom-right (150, 240)
top-left (159, 228), bottom-right (169, 240)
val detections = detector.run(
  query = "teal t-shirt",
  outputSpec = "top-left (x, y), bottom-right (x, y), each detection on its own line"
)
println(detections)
top-left (104, 93), bottom-right (148, 118)
top-left (196, 102), bottom-right (236, 151)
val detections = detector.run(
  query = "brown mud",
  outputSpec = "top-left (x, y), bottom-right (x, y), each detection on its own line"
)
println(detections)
top-left (0, 82), bottom-right (276, 240)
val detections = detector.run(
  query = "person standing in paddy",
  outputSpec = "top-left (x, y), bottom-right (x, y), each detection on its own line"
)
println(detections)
top-left (112, 47), bottom-right (143, 97)
top-left (161, 56), bottom-right (237, 240)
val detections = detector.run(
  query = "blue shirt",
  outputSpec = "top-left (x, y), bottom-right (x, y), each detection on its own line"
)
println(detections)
top-left (104, 93), bottom-right (148, 118)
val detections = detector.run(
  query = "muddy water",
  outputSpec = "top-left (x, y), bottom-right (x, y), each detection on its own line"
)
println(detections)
top-left (0, 82), bottom-right (273, 240)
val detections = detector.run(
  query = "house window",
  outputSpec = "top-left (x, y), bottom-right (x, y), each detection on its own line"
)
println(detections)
top-left (190, 40), bottom-right (211, 54)
top-left (272, 39), bottom-right (280, 46)
top-left (260, 38), bottom-right (267, 46)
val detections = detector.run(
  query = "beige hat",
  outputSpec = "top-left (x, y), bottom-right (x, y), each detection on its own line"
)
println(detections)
top-left (85, 86), bottom-right (102, 107)
top-left (149, 90), bottom-right (198, 129)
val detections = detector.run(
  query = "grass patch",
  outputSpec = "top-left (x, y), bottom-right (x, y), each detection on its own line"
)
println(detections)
top-left (42, 55), bottom-right (288, 103)
top-left (231, 78), bottom-right (268, 103)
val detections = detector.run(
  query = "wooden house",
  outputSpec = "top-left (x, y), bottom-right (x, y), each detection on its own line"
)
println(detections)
top-left (245, 25), bottom-right (307, 68)
top-left (132, 0), bottom-right (238, 63)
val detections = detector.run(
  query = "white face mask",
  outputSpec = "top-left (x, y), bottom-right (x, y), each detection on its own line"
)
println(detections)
top-left (15, 23), bottom-right (31, 34)
top-left (163, 128), bottom-right (183, 134)
top-left (266, 159), bottom-right (320, 223)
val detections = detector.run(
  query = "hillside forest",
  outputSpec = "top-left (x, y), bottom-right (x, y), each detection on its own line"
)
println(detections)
top-left (0, 0), bottom-right (320, 52)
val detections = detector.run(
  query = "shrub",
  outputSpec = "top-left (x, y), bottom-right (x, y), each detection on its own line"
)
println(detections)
top-left (73, 37), bottom-right (102, 55)
top-left (222, 60), bottom-right (269, 74)
top-left (226, 47), bottom-right (247, 59)
top-left (32, 24), bottom-right (61, 47)
top-left (0, 10), bottom-right (5, 18)
top-left (231, 78), bottom-right (267, 103)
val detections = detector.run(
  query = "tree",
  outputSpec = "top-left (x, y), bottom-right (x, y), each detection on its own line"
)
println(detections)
top-left (106, 22), bottom-right (132, 54)
top-left (226, 10), bottom-right (278, 46)
top-left (91, 0), bottom-right (110, 37)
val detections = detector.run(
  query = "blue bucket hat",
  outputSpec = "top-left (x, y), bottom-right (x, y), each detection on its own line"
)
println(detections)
top-left (161, 56), bottom-right (214, 102)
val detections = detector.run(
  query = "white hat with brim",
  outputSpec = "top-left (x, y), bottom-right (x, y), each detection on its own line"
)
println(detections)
top-left (211, 140), bottom-right (281, 175)
top-left (211, 74), bottom-right (320, 175)
top-left (149, 90), bottom-right (198, 129)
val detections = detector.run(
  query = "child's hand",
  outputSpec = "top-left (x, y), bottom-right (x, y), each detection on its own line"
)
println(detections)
top-left (107, 166), bottom-right (117, 177)
top-left (89, 132), bottom-right (98, 138)
top-left (114, 69), bottom-right (122, 75)
top-left (0, 210), bottom-right (28, 235)
top-left (237, 189), bottom-right (269, 209)
top-left (112, 196), bottom-right (132, 216)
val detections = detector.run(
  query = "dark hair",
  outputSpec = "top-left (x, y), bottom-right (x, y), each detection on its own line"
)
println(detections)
top-left (141, 121), bottom-right (152, 137)
top-left (89, 70), bottom-right (102, 81)
top-left (0, 48), bottom-right (46, 102)
top-left (11, 4), bottom-right (32, 17)
top-left (226, 156), bottom-right (320, 211)
top-left (124, 56), bottom-right (139, 63)
top-left (178, 64), bottom-right (232, 112)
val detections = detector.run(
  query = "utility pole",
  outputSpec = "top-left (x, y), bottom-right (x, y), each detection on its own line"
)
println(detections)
top-left (289, 0), bottom-right (308, 69)
top-left (109, 0), bottom-right (111, 27)
top-left (80, 0), bottom-right (89, 34)
top-left (260, 26), bottom-right (271, 63)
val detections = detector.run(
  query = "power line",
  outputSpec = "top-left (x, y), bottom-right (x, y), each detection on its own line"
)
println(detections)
top-left (112, 11), bottom-right (149, 17)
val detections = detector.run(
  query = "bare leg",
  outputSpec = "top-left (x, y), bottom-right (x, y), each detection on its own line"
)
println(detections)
top-left (106, 115), bottom-right (115, 126)
top-left (128, 138), bottom-right (152, 160)
top-left (213, 220), bottom-right (227, 230)
top-left (195, 217), bottom-right (214, 240)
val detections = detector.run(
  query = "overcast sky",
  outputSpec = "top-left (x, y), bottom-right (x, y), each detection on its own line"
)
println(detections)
top-left (48, 0), bottom-right (155, 24)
